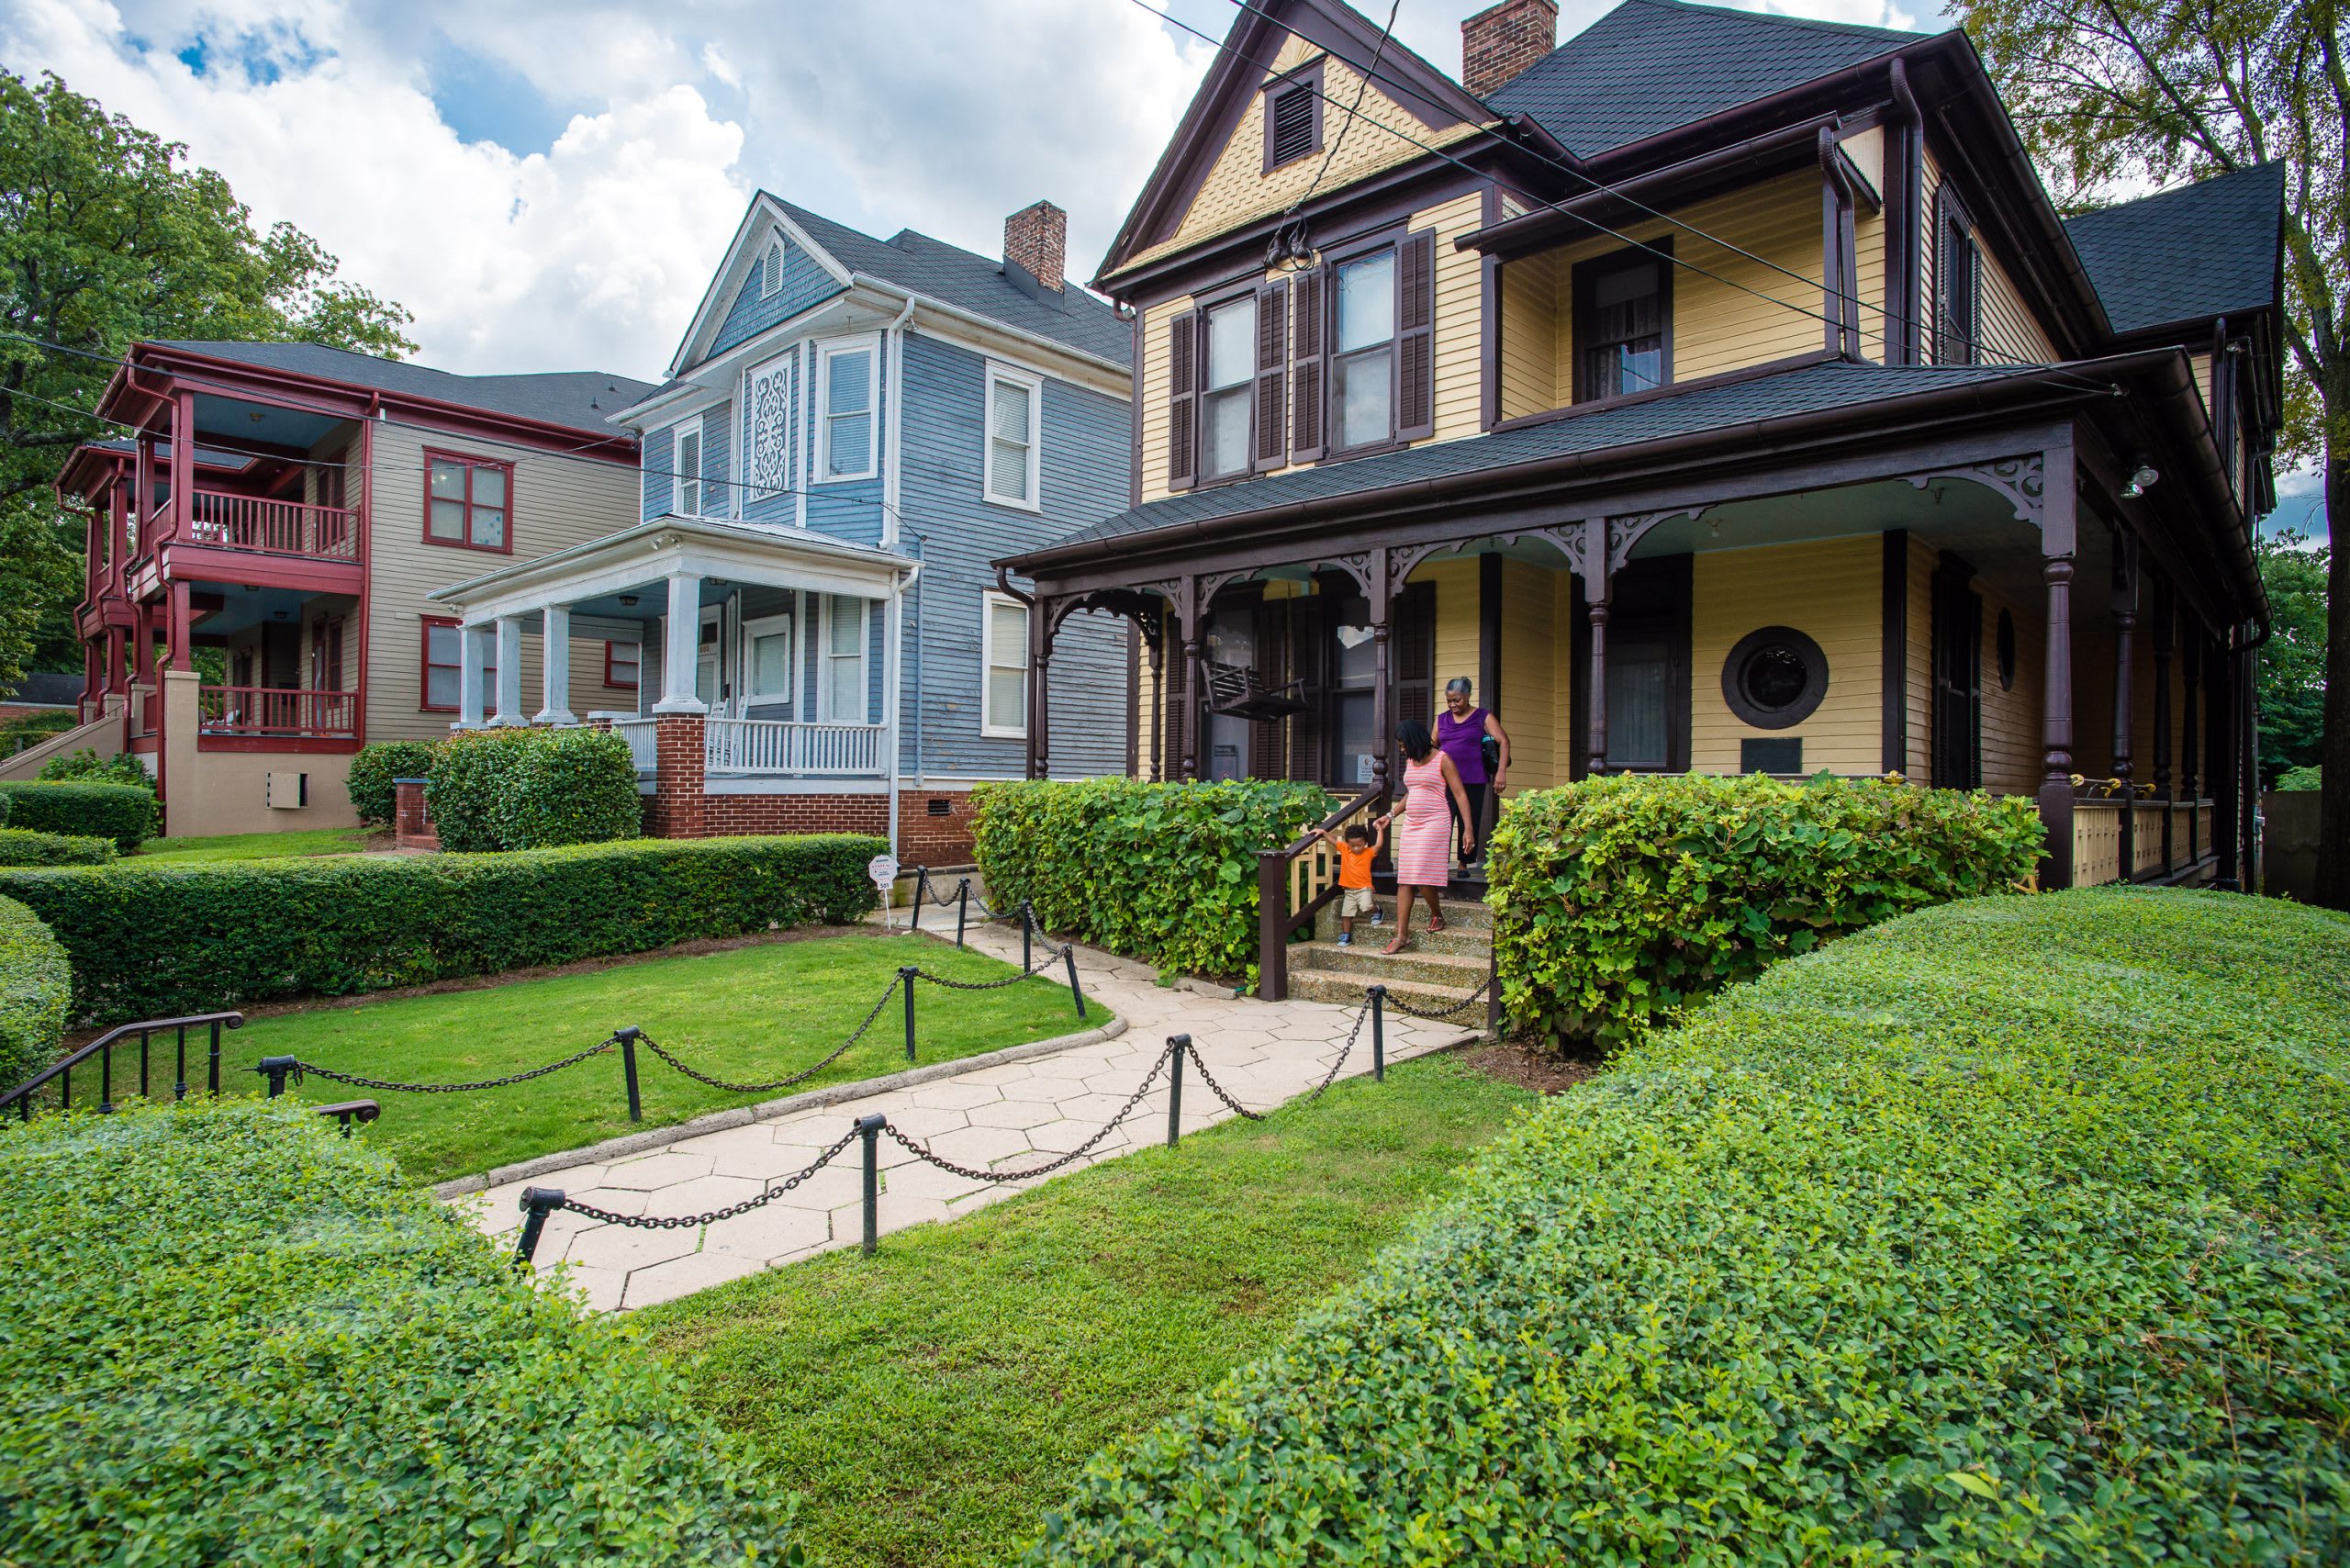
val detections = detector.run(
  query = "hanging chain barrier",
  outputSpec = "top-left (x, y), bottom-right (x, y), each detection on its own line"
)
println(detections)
top-left (882, 1046), bottom-right (1177, 1185)
top-left (630, 975), bottom-right (902, 1094)
top-left (258, 1035), bottom-right (622, 1096)
top-left (1380, 973), bottom-right (1496, 1022)
top-left (520, 1123), bottom-right (861, 1258)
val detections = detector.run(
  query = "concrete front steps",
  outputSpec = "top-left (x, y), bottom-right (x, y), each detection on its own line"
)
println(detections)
top-left (1288, 893), bottom-right (1494, 1018)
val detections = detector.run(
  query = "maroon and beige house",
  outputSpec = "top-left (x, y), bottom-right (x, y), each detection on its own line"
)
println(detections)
top-left (16, 342), bottom-right (651, 834)
top-left (1003, 0), bottom-right (2282, 991)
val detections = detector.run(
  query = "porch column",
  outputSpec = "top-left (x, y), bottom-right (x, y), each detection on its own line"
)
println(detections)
top-left (169, 391), bottom-right (195, 546)
top-left (166, 580), bottom-right (193, 673)
top-left (1584, 521), bottom-right (1613, 775)
top-left (2181, 634), bottom-right (2201, 861)
top-left (654, 572), bottom-right (706, 715)
top-left (456, 623), bottom-right (487, 730)
top-left (2109, 534), bottom-right (2137, 876)
top-left (490, 616), bottom-right (526, 726)
top-left (2038, 553), bottom-right (2076, 889)
top-left (1370, 557), bottom-right (1393, 790)
top-left (1178, 577), bottom-right (1203, 782)
top-left (2210, 633), bottom-right (2238, 887)
top-left (2151, 577), bottom-right (2174, 870)
top-left (1144, 622), bottom-right (1165, 782)
top-left (535, 604), bottom-right (576, 725)
top-left (133, 437), bottom-right (153, 551)
top-left (1027, 599), bottom-right (1053, 781)
top-left (103, 626), bottom-right (126, 698)
top-left (135, 604), bottom-right (159, 689)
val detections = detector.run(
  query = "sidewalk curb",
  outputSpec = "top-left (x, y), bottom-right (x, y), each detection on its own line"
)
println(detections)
top-left (433, 1014), bottom-right (1129, 1201)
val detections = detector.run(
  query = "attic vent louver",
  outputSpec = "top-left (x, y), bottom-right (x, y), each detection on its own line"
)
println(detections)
top-left (1269, 84), bottom-right (1315, 166)
top-left (761, 239), bottom-right (783, 299)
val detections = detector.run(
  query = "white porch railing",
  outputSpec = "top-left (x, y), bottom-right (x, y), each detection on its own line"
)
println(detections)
top-left (705, 717), bottom-right (884, 776)
top-left (610, 717), bottom-right (659, 774)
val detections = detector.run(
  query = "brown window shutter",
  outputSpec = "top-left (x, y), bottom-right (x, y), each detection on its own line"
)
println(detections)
top-left (1253, 279), bottom-right (1289, 472)
top-left (1397, 230), bottom-right (1436, 440)
top-left (1291, 268), bottom-right (1325, 463)
top-left (1167, 308), bottom-right (1198, 489)
top-left (1286, 593), bottom-right (1326, 782)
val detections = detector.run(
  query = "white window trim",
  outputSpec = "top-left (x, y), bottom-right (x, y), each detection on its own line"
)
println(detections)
top-left (814, 334), bottom-right (880, 484)
top-left (981, 364), bottom-right (1044, 512)
top-left (979, 589), bottom-right (1030, 739)
top-left (817, 594), bottom-right (870, 722)
top-left (743, 610), bottom-right (799, 709)
top-left (673, 415), bottom-right (705, 518)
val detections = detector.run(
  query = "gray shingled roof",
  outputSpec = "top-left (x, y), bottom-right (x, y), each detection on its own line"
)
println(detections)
top-left (151, 342), bottom-right (655, 435)
top-left (771, 199), bottom-right (1131, 366)
top-left (2062, 163), bottom-right (2285, 335)
top-left (1047, 359), bottom-right (2025, 551)
top-left (1489, 0), bottom-right (1919, 159)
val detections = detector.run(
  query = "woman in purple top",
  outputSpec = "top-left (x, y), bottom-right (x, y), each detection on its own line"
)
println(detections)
top-left (1435, 678), bottom-right (1510, 866)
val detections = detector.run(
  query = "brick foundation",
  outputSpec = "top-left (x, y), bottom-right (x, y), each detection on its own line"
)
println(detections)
top-left (644, 713), bottom-right (707, 838)
top-left (393, 778), bottom-right (439, 850)
top-left (701, 791), bottom-right (890, 838)
top-left (632, 714), bottom-right (984, 854)
top-left (898, 789), bottom-right (979, 865)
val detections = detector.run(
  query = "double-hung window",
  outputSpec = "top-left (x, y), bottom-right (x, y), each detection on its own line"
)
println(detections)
top-left (604, 640), bottom-right (640, 689)
top-left (1332, 249), bottom-right (1396, 452)
top-left (821, 595), bottom-right (867, 720)
top-left (673, 418), bottom-right (704, 516)
top-left (421, 618), bottom-right (493, 712)
top-left (1202, 295), bottom-right (1256, 482)
top-left (744, 612), bottom-right (795, 707)
top-left (1935, 191), bottom-right (1982, 366)
top-left (425, 452), bottom-right (511, 551)
top-left (819, 340), bottom-right (876, 481)
top-left (1574, 247), bottom-right (1670, 402)
top-left (984, 366), bottom-right (1043, 509)
top-left (980, 591), bottom-right (1029, 737)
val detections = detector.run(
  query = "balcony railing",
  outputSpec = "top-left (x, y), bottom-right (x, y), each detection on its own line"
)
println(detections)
top-left (705, 717), bottom-right (884, 776)
top-left (196, 686), bottom-right (358, 739)
top-left (610, 716), bottom-right (659, 774)
top-left (182, 489), bottom-right (359, 561)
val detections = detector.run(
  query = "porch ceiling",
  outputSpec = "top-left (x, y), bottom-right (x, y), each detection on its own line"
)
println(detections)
top-left (190, 391), bottom-right (343, 452)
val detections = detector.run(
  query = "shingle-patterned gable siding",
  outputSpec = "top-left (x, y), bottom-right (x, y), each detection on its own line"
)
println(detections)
top-left (1488, 0), bottom-right (1915, 159)
top-left (2062, 162), bottom-right (2285, 334)
top-left (710, 235), bottom-right (844, 359)
top-left (899, 331), bottom-right (1128, 779)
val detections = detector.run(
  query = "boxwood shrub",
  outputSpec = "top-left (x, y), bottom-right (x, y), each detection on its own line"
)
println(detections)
top-left (0, 895), bottom-right (68, 1091)
top-left (0, 834), bottom-right (880, 1025)
top-left (1032, 889), bottom-right (2350, 1564)
top-left (345, 738), bottom-right (441, 826)
top-left (429, 725), bottom-right (641, 851)
top-left (0, 1097), bottom-right (795, 1563)
top-left (972, 778), bottom-right (1334, 983)
top-left (0, 829), bottom-right (115, 868)
top-left (1488, 772), bottom-right (2042, 1047)
top-left (0, 781), bottom-right (159, 853)
top-left (35, 747), bottom-right (155, 790)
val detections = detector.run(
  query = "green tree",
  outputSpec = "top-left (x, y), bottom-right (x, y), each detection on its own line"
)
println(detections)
top-left (0, 71), bottom-right (414, 684)
top-left (1959, 0), bottom-right (2345, 904)
top-left (2255, 527), bottom-right (2329, 783)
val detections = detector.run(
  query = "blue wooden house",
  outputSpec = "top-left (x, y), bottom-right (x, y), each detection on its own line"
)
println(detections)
top-left (431, 195), bottom-right (1134, 860)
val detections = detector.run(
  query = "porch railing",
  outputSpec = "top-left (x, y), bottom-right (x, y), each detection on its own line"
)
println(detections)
top-left (610, 717), bottom-right (659, 775)
top-left (183, 489), bottom-right (359, 561)
top-left (196, 685), bottom-right (358, 738)
top-left (1256, 784), bottom-right (1387, 1002)
top-left (705, 718), bottom-right (884, 776)
top-left (2072, 794), bottom-right (2218, 889)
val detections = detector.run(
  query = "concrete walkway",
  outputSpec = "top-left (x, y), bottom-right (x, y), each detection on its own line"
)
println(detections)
top-left (455, 920), bottom-right (1483, 1311)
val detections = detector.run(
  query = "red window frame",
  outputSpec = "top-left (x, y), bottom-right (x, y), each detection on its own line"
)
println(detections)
top-left (420, 616), bottom-right (494, 712)
top-left (421, 448), bottom-right (515, 554)
top-left (604, 639), bottom-right (641, 689)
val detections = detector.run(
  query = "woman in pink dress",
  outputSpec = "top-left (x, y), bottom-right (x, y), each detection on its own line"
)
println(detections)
top-left (1379, 719), bottom-right (1475, 955)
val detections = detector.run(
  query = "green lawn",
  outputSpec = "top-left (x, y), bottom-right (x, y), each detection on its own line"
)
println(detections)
top-left (211, 935), bottom-right (1106, 1183)
top-left (131, 827), bottom-right (376, 862)
top-left (641, 1056), bottom-right (1534, 1568)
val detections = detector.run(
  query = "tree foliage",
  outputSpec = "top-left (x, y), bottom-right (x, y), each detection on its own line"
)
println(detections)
top-left (2256, 527), bottom-right (2331, 782)
top-left (0, 71), bottom-right (414, 682)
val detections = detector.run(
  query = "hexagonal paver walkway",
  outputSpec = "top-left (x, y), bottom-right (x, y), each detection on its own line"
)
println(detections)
top-left (454, 917), bottom-right (1484, 1311)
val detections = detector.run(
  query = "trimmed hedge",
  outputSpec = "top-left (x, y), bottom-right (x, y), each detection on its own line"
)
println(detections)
top-left (345, 739), bottom-right (441, 826)
top-left (1032, 889), bottom-right (2350, 1564)
top-left (972, 778), bottom-right (1334, 984)
top-left (0, 1098), bottom-right (795, 1562)
top-left (0, 781), bottom-right (160, 853)
top-left (0, 896), bottom-right (68, 1091)
top-left (429, 726), bottom-right (642, 851)
top-left (35, 748), bottom-right (155, 790)
top-left (1489, 772), bottom-right (2042, 1047)
top-left (0, 834), bottom-right (881, 1025)
top-left (0, 830), bottom-right (116, 868)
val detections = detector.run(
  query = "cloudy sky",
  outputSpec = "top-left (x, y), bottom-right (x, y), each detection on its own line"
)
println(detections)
top-left (3, 0), bottom-right (2324, 536)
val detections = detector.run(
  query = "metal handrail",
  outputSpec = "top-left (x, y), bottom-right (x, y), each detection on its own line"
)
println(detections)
top-left (1, 1011), bottom-right (245, 1121)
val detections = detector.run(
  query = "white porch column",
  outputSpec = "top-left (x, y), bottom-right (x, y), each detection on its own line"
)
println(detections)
top-left (456, 622), bottom-right (487, 730)
top-left (882, 573), bottom-right (905, 855)
top-left (490, 615), bottom-right (526, 726)
top-left (535, 604), bottom-right (576, 725)
top-left (654, 571), bottom-right (706, 714)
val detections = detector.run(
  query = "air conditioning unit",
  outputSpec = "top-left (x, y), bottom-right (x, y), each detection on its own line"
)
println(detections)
top-left (265, 771), bottom-right (309, 810)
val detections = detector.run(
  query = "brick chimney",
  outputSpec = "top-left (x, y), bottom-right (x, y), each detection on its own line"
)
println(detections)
top-left (1004, 200), bottom-right (1067, 296)
top-left (1461, 0), bottom-right (1557, 97)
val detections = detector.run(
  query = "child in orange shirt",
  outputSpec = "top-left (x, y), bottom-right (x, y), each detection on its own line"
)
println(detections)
top-left (1320, 819), bottom-right (1386, 946)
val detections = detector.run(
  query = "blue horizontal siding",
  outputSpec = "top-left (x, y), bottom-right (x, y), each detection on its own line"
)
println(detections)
top-left (710, 236), bottom-right (841, 358)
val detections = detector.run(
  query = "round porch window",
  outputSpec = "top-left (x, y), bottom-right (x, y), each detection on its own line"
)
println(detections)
top-left (1722, 626), bottom-right (1828, 729)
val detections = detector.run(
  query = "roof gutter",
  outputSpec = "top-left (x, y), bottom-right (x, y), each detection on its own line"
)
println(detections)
top-left (851, 274), bottom-right (1129, 386)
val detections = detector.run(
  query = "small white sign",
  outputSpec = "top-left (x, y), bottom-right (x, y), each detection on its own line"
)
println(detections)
top-left (867, 853), bottom-right (900, 889)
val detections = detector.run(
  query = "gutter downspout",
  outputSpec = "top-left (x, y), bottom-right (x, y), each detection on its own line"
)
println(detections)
top-left (1886, 59), bottom-right (1924, 365)
top-left (881, 292), bottom-right (918, 846)
top-left (881, 293), bottom-right (916, 550)
top-left (883, 557), bottom-right (923, 860)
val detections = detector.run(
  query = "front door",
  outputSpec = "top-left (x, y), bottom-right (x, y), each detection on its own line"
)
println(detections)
top-left (696, 609), bottom-right (724, 716)
top-left (1931, 556), bottom-right (1982, 789)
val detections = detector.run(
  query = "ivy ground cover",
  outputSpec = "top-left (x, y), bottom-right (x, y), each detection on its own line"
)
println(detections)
top-left (1033, 888), bottom-right (2350, 1565)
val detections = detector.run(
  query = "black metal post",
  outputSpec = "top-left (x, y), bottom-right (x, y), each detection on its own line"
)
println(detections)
top-left (616, 1026), bottom-right (643, 1123)
top-left (138, 1029), bottom-right (150, 1100)
top-left (911, 868), bottom-right (928, 932)
top-left (1063, 946), bottom-right (1088, 1021)
top-left (207, 1019), bottom-right (222, 1096)
top-left (856, 1113), bottom-right (887, 1255)
top-left (1021, 901), bottom-right (1035, 973)
top-left (98, 1038), bottom-right (113, 1115)
top-left (1166, 1035), bottom-right (1188, 1148)
top-left (173, 1024), bottom-right (187, 1101)
top-left (255, 1056), bottom-right (297, 1098)
top-left (515, 1186), bottom-right (565, 1266)
top-left (956, 879), bottom-right (970, 949)
top-left (901, 967), bottom-right (918, 1062)
top-left (1370, 986), bottom-right (1386, 1082)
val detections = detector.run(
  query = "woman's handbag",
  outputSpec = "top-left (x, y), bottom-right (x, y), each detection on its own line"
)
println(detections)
top-left (1481, 733), bottom-right (1502, 778)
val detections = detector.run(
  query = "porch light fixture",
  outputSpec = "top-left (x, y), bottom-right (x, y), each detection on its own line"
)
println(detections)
top-left (2122, 465), bottom-right (2159, 498)
top-left (619, 595), bottom-right (639, 607)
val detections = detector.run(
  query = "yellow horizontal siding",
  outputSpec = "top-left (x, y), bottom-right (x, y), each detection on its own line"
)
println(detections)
top-left (1417, 557), bottom-right (1479, 698)
top-left (1497, 252), bottom-right (1558, 420)
top-left (1497, 558), bottom-right (1561, 789)
top-left (1422, 190), bottom-right (1488, 442)
top-left (1904, 535), bottom-right (1934, 779)
top-left (1136, 293), bottom-right (1192, 505)
top-left (1691, 536), bottom-right (1882, 775)
top-left (1979, 575), bottom-right (2043, 796)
